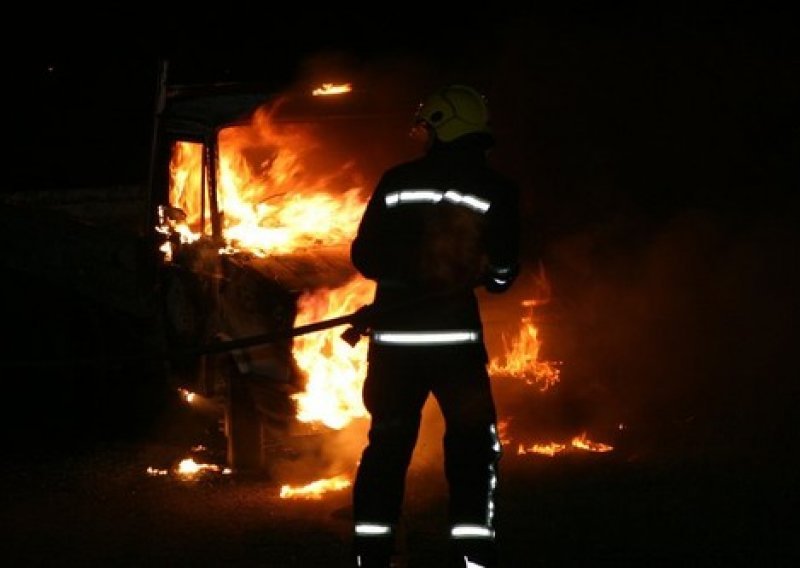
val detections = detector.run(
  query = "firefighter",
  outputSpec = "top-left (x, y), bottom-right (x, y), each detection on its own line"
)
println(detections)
top-left (350, 84), bottom-right (521, 568)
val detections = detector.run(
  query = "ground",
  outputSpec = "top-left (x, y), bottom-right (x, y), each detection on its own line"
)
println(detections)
top-left (2, 423), bottom-right (794, 567)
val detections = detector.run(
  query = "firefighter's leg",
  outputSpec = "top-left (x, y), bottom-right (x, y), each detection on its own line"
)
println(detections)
top-left (443, 422), bottom-right (501, 568)
top-left (352, 350), bottom-right (428, 566)
top-left (435, 360), bottom-right (501, 568)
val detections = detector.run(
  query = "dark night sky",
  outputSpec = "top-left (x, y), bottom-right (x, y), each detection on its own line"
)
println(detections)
top-left (12, 8), bottom-right (797, 209)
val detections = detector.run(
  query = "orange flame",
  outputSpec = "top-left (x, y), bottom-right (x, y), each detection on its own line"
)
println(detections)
top-left (162, 107), bottom-right (367, 257)
top-left (570, 432), bottom-right (614, 453)
top-left (488, 299), bottom-right (561, 390)
top-left (517, 432), bottom-right (614, 457)
top-left (145, 458), bottom-right (233, 478)
top-left (291, 276), bottom-right (375, 430)
top-left (312, 83), bottom-right (353, 96)
top-left (280, 474), bottom-right (351, 499)
top-left (177, 457), bottom-right (221, 475)
top-left (517, 442), bottom-right (567, 457)
top-left (496, 419), bottom-right (512, 446)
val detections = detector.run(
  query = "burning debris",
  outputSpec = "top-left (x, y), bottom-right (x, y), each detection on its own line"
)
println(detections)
top-left (146, 445), bottom-right (232, 480)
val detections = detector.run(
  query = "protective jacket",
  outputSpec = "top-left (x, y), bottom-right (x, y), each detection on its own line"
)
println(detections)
top-left (351, 133), bottom-right (521, 352)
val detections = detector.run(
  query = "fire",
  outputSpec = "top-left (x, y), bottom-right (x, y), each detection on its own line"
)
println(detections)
top-left (162, 107), bottom-right (367, 258)
top-left (312, 82), bottom-right (353, 96)
top-left (488, 299), bottom-right (561, 390)
top-left (280, 474), bottom-right (351, 499)
top-left (570, 432), bottom-right (614, 453)
top-left (177, 457), bottom-right (223, 476)
top-left (518, 442), bottom-right (567, 457)
top-left (178, 388), bottom-right (196, 403)
top-left (517, 432), bottom-right (614, 457)
top-left (146, 458), bottom-right (233, 478)
top-left (291, 276), bottom-right (375, 430)
top-left (496, 419), bottom-right (512, 446)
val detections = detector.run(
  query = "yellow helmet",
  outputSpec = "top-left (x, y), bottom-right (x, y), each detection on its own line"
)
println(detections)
top-left (415, 84), bottom-right (491, 143)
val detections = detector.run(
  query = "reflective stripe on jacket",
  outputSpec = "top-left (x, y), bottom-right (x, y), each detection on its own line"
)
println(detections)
top-left (351, 137), bottom-right (521, 333)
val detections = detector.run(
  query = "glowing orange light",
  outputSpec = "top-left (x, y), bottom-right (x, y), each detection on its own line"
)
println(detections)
top-left (516, 432), bottom-right (614, 457)
top-left (517, 442), bottom-right (567, 457)
top-left (312, 82), bottom-right (352, 96)
top-left (178, 388), bottom-right (196, 403)
top-left (292, 276), bottom-right (374, 430)
top-left (570, 432), bottom-right (614, 453)
top-left (280, 474), bottom-right (351, 499)
top-left (488, 297), bottom-right (561, 390)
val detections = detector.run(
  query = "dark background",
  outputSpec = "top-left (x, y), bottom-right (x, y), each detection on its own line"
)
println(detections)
top-left (2, 8), bottom-right (798, 565)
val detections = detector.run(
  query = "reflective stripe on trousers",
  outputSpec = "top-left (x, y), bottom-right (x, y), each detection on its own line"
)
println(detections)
top-left (355, 522), bottom-right (393, 536)
top-left (372, 330), bottom-right (481, 345)
top-left (449, 423), bottom-right (501, 547)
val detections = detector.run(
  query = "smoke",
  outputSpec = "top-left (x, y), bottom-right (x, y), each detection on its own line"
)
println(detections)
top-left (268, 394), bottom-right (461, 484)
top-left (533, 203), bottom-right (800, 461)
top-left (466, 16), bottom-right (799, 462)
top-left (279, 49), bottom-right (438, 187)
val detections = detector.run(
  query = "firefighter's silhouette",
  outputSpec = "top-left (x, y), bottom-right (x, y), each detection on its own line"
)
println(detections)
top-left (350, 85), bottom-right (521, 568)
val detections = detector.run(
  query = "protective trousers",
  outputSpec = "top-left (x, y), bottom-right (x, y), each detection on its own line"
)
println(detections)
top-left (352, 343), bottom-right (502, 567)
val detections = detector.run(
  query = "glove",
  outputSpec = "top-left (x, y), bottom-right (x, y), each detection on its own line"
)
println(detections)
top-left (339, 304), bottom-right (377, 347)
top-left (483, 263), bottom-right (518, 294)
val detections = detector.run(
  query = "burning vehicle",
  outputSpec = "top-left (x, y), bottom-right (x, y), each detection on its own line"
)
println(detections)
top-left (146, 74), bottom-right (424, 474)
